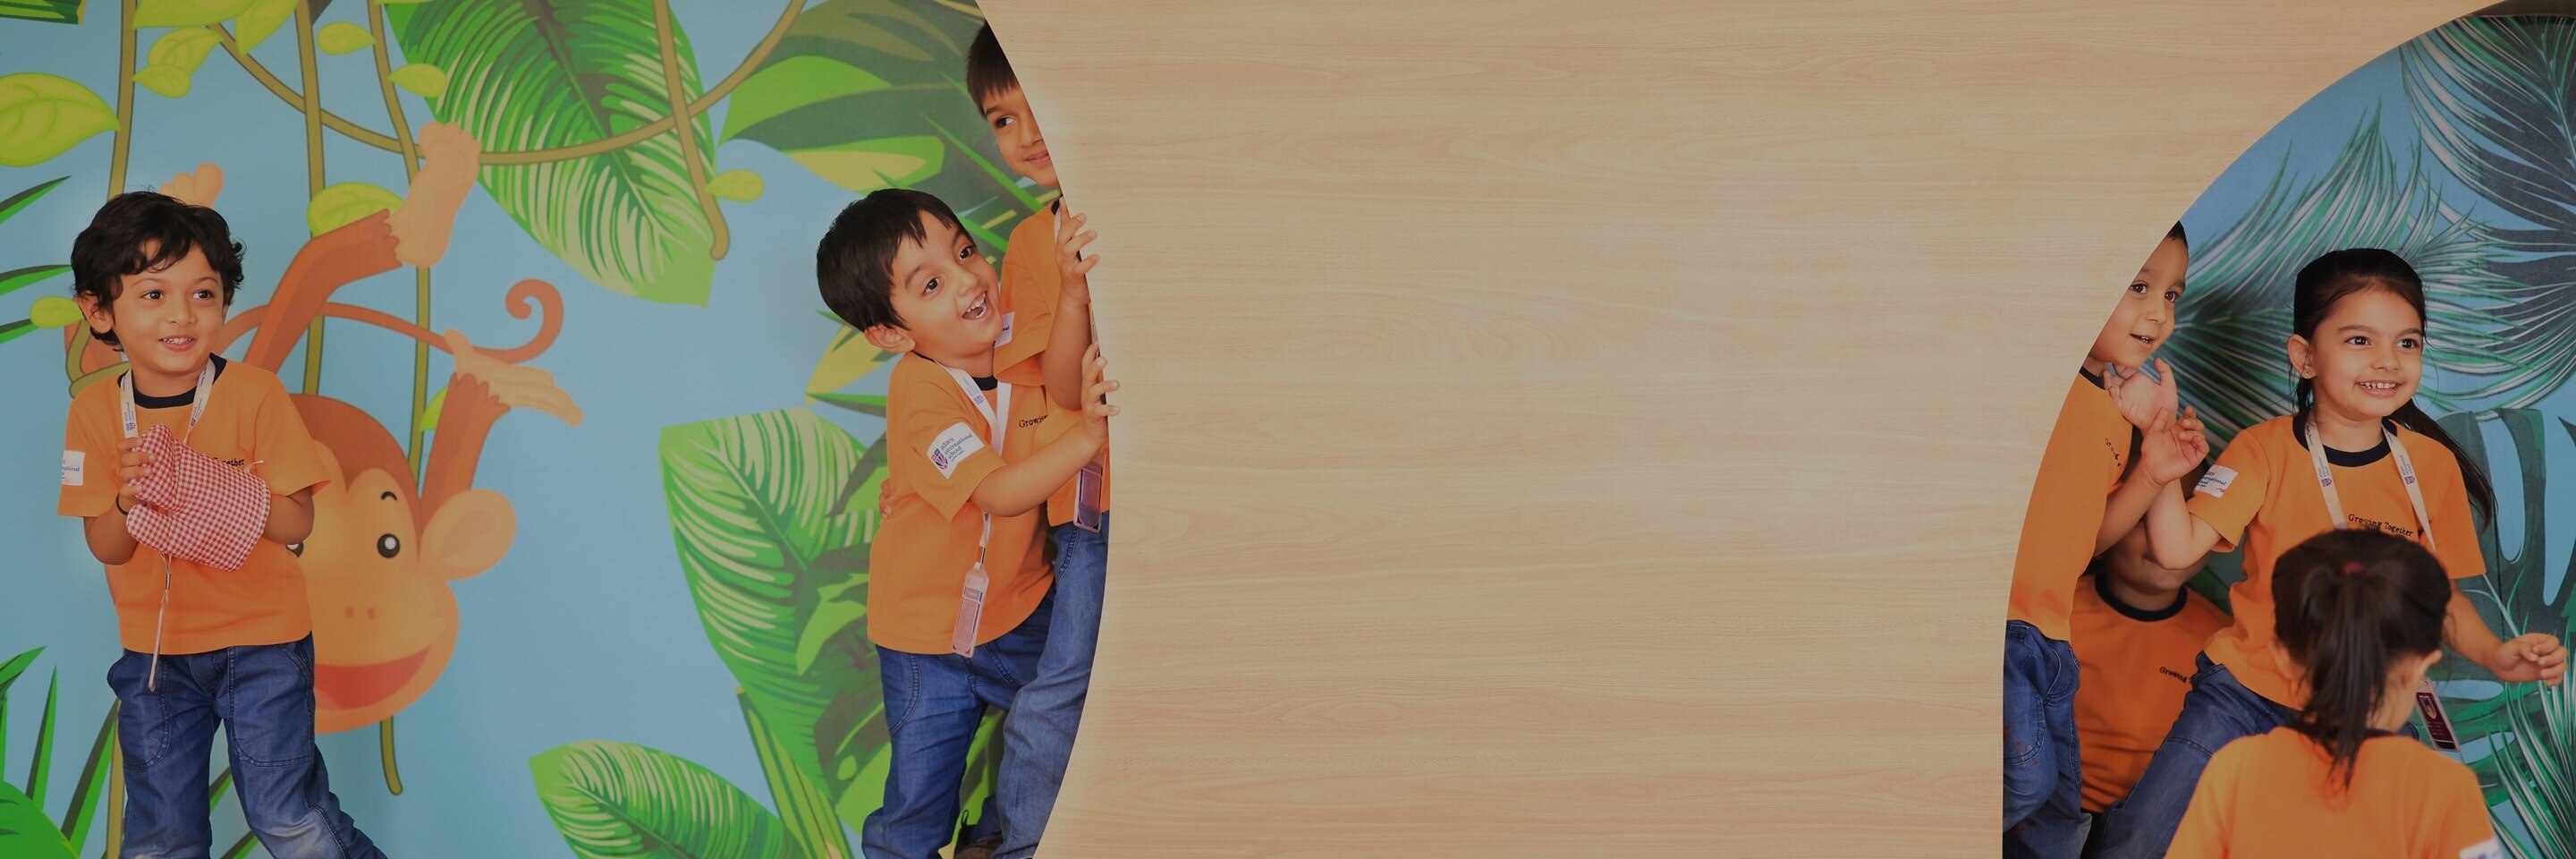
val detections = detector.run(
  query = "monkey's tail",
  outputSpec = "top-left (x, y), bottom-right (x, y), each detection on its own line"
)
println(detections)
top-left (306, 278), bottom-right (566, 364)
top-left (484, 279), bottom-right (565, 362)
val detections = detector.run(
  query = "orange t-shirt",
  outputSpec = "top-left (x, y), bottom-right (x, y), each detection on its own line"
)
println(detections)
top-left (2188, 416), bottom-right (2482, 706)
top-left (2071, 574), bottom-right (2232, 812)
top-left (869, 353), bottom-right (1055, 654)
top-left (995, 201), bottom-right (1112, 527)
top-left (57, 357), bottom-right (331, 654)
top-left (2169, 727), bottom-right (2502, 859)
top-left (2007, 371), bottom-right (2131, 641)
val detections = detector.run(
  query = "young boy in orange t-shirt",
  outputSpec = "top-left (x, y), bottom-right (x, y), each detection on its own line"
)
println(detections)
top-left (2005, 225), bottom-right (2206, 858)
top-left (814, 188), bottom-right (1115, 859)
top-left (2069, 510), bottom-right (2229, 819)
top-left (968, 25), bottom-right (1115, 859)
top-left (58, 192), bottom-right (384, 857)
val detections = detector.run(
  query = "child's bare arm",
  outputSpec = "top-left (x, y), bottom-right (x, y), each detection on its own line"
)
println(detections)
top-left (2144, 480), bottom-right (2222, 570)
top-left (84, 509), bottom-right (140, 566)
top-left (1042, 210), bottom-right (1100, 411)
top-left (2096, 476), bottom-right (2161, 556)
top-left (263, 489), bottom-right (315, 546)
top-left (2102, 406), bottom-right (2210, 554)
top-left (2447, 585), bottom-right (2566, 685)
top-left (971, 425), bottom-right (1103, 516)
top-left (972, 345), bottom-right (1119, 516)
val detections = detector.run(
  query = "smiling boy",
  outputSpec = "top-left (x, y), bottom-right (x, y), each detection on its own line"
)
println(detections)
top-left (59, 191), bottom-right (383, 858)
top-left (815, 188), bottom-right (1115, 859)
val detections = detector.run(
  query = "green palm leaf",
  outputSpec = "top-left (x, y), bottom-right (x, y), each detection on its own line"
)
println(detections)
top-left (0, 650), bottom-right (69, 859)
top-left (741, 690), bottom-right (851, 859)
top-left (2402, 18), bottom-right (2576, 407)
top-left (2428, 408), bottom-right (2573, 856)
top-left (0, 0), bottom-right (81, 24)
top-left (0, 175), bottom-right (64, 226)
top-left (0, 780), bottom-right (75, 859)
top-left (22, 671), bottom-right (54, 806)
top-left (660, 409), bottom-right (893, 827)
top-left (2438, 411), bottom-right (2563, 642)
top-left (2495, 696), bottom-right (2569, 859)
top-left (722, 0), bottom-right (1031, 227)
top-left (2173, 118), bottom-right (2519, 442)
top-left (388, 0), bottom-right (720, 304)
top-left (0, 647), bottom-right (38, 779)
top-left (56, 706), bottom-right (114, 852)
top-left (531, 740), bottom-right (795, 859)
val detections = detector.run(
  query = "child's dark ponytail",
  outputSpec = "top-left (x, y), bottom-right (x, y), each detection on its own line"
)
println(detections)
top-left (2270, 530), bottom-right (2452, 788)
top-left (2287, 249), bottom-right (2496, 520)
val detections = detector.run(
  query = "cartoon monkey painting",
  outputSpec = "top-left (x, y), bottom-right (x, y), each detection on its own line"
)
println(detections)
top-left (68, 126), bottom-right (580, 737)
top-left (284, 327), bottom-right (572, 733)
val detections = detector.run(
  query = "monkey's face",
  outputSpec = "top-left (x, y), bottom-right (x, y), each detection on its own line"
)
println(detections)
top-left (299, 455), bottom-right (457, 733)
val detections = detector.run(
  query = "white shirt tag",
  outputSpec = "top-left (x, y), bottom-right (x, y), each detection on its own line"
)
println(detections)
top-left (61, 450), bottom-right (85, 487)
top-left (927, 422), bottom-right (986, 478)
top-left (994, 310), bottom-right (1016, 348)
top-left (2460, 839), bottom-right (2504, 859)
top-left (2194, 464), bottom-right (2237, 498)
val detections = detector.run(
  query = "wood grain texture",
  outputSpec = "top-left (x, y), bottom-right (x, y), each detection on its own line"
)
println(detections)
top-left (974, 2), bottom-right (2486, 855)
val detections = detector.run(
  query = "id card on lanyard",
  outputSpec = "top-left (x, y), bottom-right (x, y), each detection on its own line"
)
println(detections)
top-left (2303, 422), bottom-right (2460, 751)
top-left (1073, 455), bottom-right (1106, 532)
top-left (122, 364), bottom-right (216, 691)
top-left (944, 367), bottom-right (1012, 658)
top-left (1071, 312), bottom-right (1106, 532)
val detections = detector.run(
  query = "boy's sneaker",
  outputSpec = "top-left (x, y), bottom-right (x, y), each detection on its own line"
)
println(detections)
top-left (955, 835), bottom-right (1004, 859)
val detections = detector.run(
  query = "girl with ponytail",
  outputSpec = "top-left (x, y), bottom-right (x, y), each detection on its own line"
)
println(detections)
top-left (2089, 249), bottom-right (2566, 858)
top-left (2167, 530), bottom-right (2500, 858)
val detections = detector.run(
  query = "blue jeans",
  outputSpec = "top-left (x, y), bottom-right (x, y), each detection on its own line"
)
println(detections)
top-left (111, 636), bottom-right (382, 859)
top-left (2004, 621), bottom-right (2083, 859)
top-left (996, 516), bottom-right (1107, 859)
top-left (2085, 654), bottom-right (2295, 859)
top-left (862, 590), bottom-right (1053, 859)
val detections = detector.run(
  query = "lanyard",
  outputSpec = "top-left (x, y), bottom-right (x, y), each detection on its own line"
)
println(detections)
top-left (120, 361), bottom-right (214, 693)
top-left (941, 365), bottom-right (1011, 656)
top-left (2303, 421), bottom-right (2435, 549)
top-left (2303, 419), bottom-right (2468, 749)
top-left (120, 362), bottom-right (216, 441)
top-left (942, 366), bottom-right (1013, 552)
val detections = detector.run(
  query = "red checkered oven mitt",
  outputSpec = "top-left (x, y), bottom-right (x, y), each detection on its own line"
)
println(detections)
top-left (124, 424), bottom-right (270, 570)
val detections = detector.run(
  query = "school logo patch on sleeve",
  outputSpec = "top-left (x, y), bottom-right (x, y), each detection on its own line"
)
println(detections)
top-left (927, 422), bottom-right (986, 478)
top-left (2461, 839), bottom-right (2504, 859)
top-left (2194, 464), bottom-right (2237, 498)
top-left (61, 450), bottom-right (84, 487)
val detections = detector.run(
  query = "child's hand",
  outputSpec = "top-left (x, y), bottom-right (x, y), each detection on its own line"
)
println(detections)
top-left (2138, 405), bottom-right (2208, 486)
top-left (115, 438), bottom-right (155, 514)
top-left (1055, 208), bottom-right (1098, 307)
top-left (2489, 633), bottom-right (2568, 686)
top-left (2106, 359), bottom-right (2180, 430)
top-left (1077, 343), bottom-right (1119, 443)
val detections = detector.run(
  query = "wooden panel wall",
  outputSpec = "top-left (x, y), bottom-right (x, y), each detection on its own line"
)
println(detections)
top-left (976, 2), bottom-right (2487, 855)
